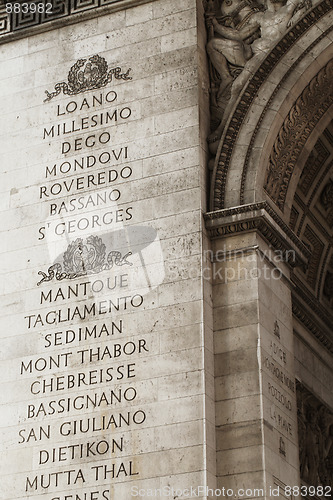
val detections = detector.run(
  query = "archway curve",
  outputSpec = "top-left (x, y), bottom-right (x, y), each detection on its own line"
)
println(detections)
top-left (210, 0), bottom-right (333, 223)
top-left (261, 57), bottom-right (333, 211)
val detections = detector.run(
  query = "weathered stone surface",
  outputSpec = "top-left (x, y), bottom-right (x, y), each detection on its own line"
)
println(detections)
top-left (1, 0), bottom-right (333, 498)
top-left (0, 2), bottom-right (215, 499)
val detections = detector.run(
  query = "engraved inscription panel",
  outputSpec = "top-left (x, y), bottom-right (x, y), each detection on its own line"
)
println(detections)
top-left (0, 5), bottom-right (206, 499)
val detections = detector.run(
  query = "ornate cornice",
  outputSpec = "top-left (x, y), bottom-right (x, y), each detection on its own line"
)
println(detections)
top-left (212, 0), bottom-right (333, 211)
top-left (205, 202), bottom-right (333, 353)
top-left (204, 201), bottom-right (310, 268)
top-left (0, 0), bottom-right (155, 43)
top-left (292, 237), bottom-right (333, 353)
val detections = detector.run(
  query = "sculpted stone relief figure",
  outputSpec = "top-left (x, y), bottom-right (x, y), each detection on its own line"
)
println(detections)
top-left (206, 0), bottom-right (262, 96)
top-left (204, 0), bottom-right (263, 155)
top-left (204, 0), bottom-right (312, 159)
top-left (297, 383), bottom-right (333, 489)
top-left (250, 0), bottom-right (312, 55)
top-left (318, 408), bottom-right (333, 487)
top-left (303, 408), bottom-right (322, 485)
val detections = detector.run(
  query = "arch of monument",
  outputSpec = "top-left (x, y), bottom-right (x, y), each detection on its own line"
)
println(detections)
top-left (0, 0), bottom-right (332, 498)
top-left (205, 0), bottom-right (333, 489)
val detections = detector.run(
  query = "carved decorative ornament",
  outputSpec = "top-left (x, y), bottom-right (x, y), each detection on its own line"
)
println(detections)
top-left (291, 277), bottom-right (333, 353)
top-left (37, 236), bottom-right (132, 286)
top-left (206, 201), bottom-right (310, 252)
top-left (264, 59), bottom-right (333, 210)
top-left (210, 0), bottom-right (333, 210)
top-left (44, 55), bottom-right (132, 102)
top-left (299, 139), bottom-right (330, 197)
top-left (302, 225), bottom-right (325, 290)
top-left (0, 0), bottom-right (128, 38)
top-left (204, 201), bottom-right (310, 268)
top-left (289, 118), bottom-right (333, 320)
top-left (296, 382), bottom-right (333, 488)
top-left (203, 0), bottom-right (311, 157)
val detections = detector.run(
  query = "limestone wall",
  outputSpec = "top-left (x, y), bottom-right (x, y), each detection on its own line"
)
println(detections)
top-left (0, 1), bottom-right (215, 498)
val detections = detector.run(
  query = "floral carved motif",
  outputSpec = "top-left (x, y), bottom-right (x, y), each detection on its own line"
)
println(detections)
top-left (44, 55), bottom-right (132, 102)
top-left (299, 139), bottom-right (330, 197)
top-left (37, 236), bottom-right (132, 286)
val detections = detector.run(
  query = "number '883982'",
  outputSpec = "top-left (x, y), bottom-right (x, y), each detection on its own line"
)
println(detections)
top-left (6, 3), bottom-right (53, 14)
top-left (284, 486), bottom-right (332, 497)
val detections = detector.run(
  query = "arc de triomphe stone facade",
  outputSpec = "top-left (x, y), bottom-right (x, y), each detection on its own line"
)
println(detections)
top-left (0, 0), bottom-right (332, 499)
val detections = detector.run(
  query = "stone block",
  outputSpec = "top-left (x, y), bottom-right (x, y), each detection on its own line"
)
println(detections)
top-left (215, 395), bottom-right (261, 426)
top-left (216, 445), bottom-right (263, 475)
top-left (125, 3), bottom-right (153, 25)
top-left (215, 348), bottom-right (258, 378)
top-left (216, 420), bottom-right (262, 451)
top-left (161, 27), bottom-right (197, 53)
top-left (215, 370), bottom-right (260, 401)
top-left (214, 301), bottom-right (259, 331)
top-left (214, 324), bottom-right (259, 354)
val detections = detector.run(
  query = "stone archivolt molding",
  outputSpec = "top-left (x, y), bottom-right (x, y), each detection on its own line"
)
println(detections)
top-left (289, 120), bottom-right (333, 323)
top-left (296, 381), bottom-right (333, 488)
top-left (299, 138), bottom-right (330, 198)
top-left (264, 59), bottom-right (333, 211)
top-left (210, 0), bottom-right (333, 211)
